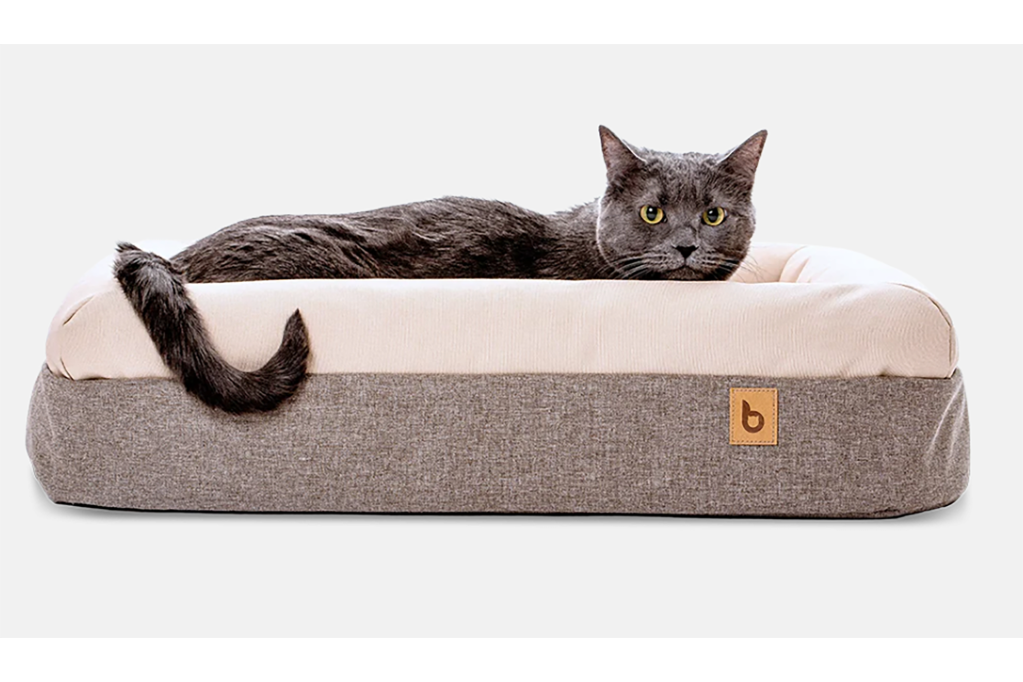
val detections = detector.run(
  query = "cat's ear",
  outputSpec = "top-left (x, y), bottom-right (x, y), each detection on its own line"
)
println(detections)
top-left (720, 130), bottom-right (767, 184)
top-left (599, 125), bottom-right (643, 182)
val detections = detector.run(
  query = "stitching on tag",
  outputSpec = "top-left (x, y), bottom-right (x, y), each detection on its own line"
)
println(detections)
top-left (729, 387), bottom-right (778, 446)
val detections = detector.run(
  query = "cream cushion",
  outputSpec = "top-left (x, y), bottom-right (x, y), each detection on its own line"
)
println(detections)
top-left (46, 242), bottom-right (957, 380)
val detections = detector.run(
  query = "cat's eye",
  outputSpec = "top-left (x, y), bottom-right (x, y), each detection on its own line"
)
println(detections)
top-left (702, 207), bottom-right (726, 226)
top-left (640, 205), bottom-right (664, 225)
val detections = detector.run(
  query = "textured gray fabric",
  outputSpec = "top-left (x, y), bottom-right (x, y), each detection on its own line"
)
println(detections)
top-left (26, 368), bottom-right (969, 518)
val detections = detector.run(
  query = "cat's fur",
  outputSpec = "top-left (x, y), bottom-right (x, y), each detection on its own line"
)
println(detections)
top-left (114, 127), bottom-right (767, 413)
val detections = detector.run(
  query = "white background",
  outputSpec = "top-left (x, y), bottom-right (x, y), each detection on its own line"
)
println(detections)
top-left (0, 46), bottom-right (1019, 636)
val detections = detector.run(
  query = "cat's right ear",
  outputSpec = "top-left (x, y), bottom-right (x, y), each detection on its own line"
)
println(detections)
top-left (599, 126), bottom-right (643, 183)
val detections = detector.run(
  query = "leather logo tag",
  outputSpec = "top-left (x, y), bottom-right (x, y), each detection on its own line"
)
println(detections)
top-left (729, 388), bottom-right (778, 445)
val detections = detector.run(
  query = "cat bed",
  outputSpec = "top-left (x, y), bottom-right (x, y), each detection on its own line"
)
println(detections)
top-left (27, 242), bottom-right (969, 517)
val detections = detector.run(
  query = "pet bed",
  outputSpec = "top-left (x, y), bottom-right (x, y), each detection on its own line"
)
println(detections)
top-left (27, 242), bottom-right (969, 517)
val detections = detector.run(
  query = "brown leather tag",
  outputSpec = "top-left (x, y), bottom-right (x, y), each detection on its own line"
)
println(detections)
top-left (729, 388), bottom-right (778, 445)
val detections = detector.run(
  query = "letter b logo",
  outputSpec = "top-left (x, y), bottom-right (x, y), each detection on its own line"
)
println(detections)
top-left (730, 388), bottom-right (778, 445)
top-left (741, 400), bottom-right (764, 433)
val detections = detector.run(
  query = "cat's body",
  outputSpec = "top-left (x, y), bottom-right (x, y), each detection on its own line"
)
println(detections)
top-left (115, 127), bottom-right (767, 413)
top-left (172, 198), bottom-right (609, 282)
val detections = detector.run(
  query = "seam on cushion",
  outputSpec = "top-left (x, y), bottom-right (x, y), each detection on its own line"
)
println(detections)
top-left (60, 293), bottom-right (97, 327)
top-left (59, 356), bottom-right (74, 381)
top-left (57, 295), bottom-right (101, 381)
top-left (778, 245), bottom-right (812, 283)
top-left (891, 283), bottom-right (957, 378)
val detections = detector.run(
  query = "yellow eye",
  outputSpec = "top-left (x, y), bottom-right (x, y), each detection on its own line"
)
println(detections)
top-left (640, 205), bottom-right (664, 224)
top-left (702, 207), bottom-right (726, 226)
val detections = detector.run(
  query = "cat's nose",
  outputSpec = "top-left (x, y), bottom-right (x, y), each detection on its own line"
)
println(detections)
top-left (676, 245), bottom-right (698, 259)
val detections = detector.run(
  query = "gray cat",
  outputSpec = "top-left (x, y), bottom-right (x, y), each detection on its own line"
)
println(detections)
top-left (114, 126), bottom-right (767, 413)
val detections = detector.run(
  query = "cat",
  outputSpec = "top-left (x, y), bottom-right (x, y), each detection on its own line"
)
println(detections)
top-left (114, 126), bottom-right (767, 413)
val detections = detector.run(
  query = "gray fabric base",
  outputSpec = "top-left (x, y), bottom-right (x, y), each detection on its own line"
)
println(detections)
top-left (26, 368), bottom-right (969, 518)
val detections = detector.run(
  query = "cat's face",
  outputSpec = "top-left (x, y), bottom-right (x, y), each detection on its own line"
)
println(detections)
top-left (595, 127), bottom-right (766, 281)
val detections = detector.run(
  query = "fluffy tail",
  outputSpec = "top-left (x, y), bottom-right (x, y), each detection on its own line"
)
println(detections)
top-left (113, 243), bottom-right (310, 413)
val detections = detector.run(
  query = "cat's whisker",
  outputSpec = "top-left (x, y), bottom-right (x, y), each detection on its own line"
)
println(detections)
top-left (612, 256), bottom-right (660, 280)
top-left (684, 253), bottom-right (750, 281)
top-left (726, 254), bottom-right (767, 281)
top-left (608, 255), bottom-right (658, 280)
top-left (613, 263), bottom-right (646, 280)
top-left (732, 253), bottom-right (765, 278)
top-left (617, 264), bottom-right (654, 280)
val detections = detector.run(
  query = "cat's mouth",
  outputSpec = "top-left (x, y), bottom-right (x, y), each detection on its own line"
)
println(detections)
top-left (660, 266), bottom-right (712, 281)
top-left (625, 265), bottom-right (705, 281)
top-left (620, 264), bottom-right (704, 281)
top-left (610, 253), bottom-right (741, 281)
top-left (651, 261), bottom-right (740, 282)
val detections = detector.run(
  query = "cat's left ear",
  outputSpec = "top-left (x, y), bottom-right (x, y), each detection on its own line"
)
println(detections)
top-left (720, 130), bottom-right (768, 184)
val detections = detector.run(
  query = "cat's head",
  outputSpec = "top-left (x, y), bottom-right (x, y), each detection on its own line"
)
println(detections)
top-left (595, 126), bottom-right (766, 281)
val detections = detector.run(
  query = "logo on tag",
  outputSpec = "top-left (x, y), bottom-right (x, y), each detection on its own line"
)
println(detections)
top-left (729, 388), bottom-right (778, 445)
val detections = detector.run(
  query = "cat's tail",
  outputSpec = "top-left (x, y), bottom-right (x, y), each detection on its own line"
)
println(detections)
top-left (113, 243), bottom-right (310, 413)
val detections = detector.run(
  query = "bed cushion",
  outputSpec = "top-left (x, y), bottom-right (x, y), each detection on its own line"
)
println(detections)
top-left (46, 242), bottom-right (957, 380)
top-left (29, 241), bottom-right (970, 517)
